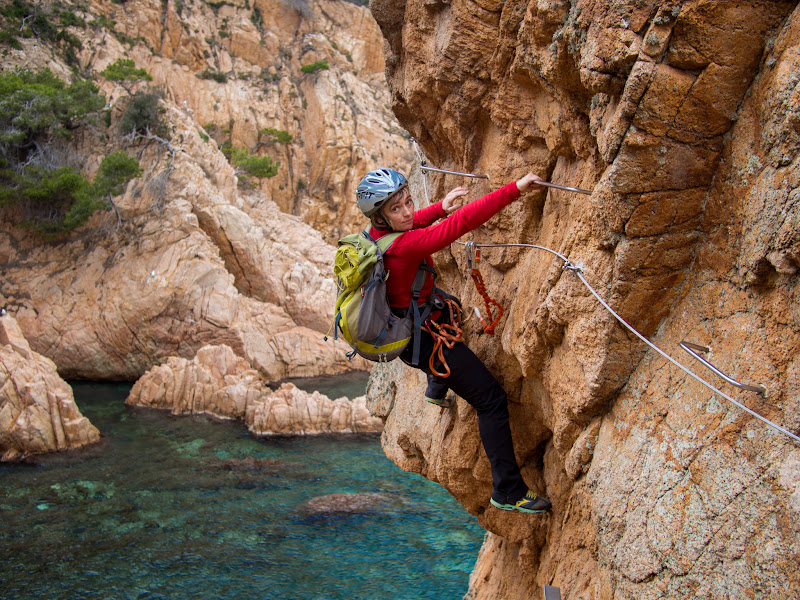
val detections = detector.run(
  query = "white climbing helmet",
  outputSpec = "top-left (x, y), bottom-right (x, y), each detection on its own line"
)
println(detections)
top-left (356, 168), bottom-right (408, 217)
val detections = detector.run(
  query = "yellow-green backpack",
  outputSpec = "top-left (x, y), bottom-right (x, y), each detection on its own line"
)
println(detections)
top-left (327, 230), bottom-right (432, 364)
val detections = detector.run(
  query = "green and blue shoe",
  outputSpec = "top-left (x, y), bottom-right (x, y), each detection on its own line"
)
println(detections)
top-left (490, 490), bottom-right (552, 514)
top-left (425, 395), bottom-right (453, 408)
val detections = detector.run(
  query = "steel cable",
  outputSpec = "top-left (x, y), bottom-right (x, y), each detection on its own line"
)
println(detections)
top-left (454, 240), bottom-right (800, 445)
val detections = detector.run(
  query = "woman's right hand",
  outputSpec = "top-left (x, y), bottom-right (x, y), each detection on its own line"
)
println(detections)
top-left (516, 173), bottom-right (544, 193)
top-left (442, 186), bottom-right (469, 214)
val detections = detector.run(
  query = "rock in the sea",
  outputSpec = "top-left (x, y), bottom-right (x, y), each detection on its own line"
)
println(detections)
top-left (0, 315), bottom-right (100, 461)
top-left (126, 344), bottom-right (268, 419)
top-left (126, 345), bottom-right (383, 436)
top-left (246, 382), bottom-right (383, 436)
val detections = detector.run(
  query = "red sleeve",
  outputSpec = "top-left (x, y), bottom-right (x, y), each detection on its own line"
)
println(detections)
top-left (412, 202), bottom-right (446, 229)
top-left (386, 181), bottom-right (521, 262)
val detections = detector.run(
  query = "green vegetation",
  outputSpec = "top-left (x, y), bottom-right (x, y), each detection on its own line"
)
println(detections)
top-left (0, 0), bottom-right (84, 63)
top-left (206, 0), bottom-right (234, 12)
top-left (230, 148), bottom-right (279, 179)
top-left (100, 58), bottom-right (153, 83)
top-left (250, 6), bottom-right (263, 29)
top-left (118, 91), bottom-right (164, 136)
top-left (88, 14), bottom-right (115, 30)
top-left (259, 127), bottom-right (293, 144)
top-left (0, 69), bottom-right (105, 156)
top-left (93, 151), bottom-right (142, 198)
top-left (300, 60), bottom-right (329, 74)
top-left (0, 69), bottom-right (141, 237)
top-left (198, 69), bottom-right (228, 83)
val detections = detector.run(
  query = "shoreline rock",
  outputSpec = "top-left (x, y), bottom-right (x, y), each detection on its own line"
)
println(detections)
top-left (0, 316), bottom-right (100, 461)
top-left (126, 344), bottom-right (382, 436)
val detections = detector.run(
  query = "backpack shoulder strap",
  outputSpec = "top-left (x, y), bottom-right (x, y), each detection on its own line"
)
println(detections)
top-left (364, 230), bottom-right (403, 255)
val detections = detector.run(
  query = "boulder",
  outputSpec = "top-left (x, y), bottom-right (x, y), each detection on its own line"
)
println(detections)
top-left (0, 316), bottom-right (100, 461)
top-left (126, 344), bottom-right (267, 418)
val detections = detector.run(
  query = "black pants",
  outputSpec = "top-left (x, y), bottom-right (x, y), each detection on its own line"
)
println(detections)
top-left (400, 327), bottom-right (528, 504)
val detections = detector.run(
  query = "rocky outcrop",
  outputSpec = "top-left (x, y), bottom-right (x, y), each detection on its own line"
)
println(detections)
top-left (126, 344), bottom-right (267, 417)
top-left (369, 1), bottom-right (800, 598)
top-left (247, 381), bottom-right (381, 435)
top-left (0, 102), bottom-right (361, 381)
top-left (0, 316), bottom-right (100, 461)
top-left (127, 344), bottom-right (382, 434)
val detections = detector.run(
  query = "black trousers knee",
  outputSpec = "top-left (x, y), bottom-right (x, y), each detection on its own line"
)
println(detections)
top-left (400, 328), bottom-right (527, 504)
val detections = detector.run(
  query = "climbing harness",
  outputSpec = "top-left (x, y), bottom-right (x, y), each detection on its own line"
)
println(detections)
top-left (409, 143), bottom-right (799, 445)
top-left (465, 241), bottom-right (504, 334)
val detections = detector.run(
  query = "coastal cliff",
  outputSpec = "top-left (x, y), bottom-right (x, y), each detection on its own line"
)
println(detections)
top-left (368, 1), bottom-right (800, 598)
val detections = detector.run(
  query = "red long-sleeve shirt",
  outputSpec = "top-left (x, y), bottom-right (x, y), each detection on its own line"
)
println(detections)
top-left (368, 181), bottom-right (521, 310)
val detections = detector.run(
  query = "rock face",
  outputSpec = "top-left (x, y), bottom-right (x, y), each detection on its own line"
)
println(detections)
top-left (0, 0), bottom-right (404, 381)
top-left (0, 316), bottom-right (100, 461)
top-left (127, 344), bottom-right (382, 434)
top-left (368, 1), bottom-right (800, 598)
top-left (83, 0), bottom-right (413, 242)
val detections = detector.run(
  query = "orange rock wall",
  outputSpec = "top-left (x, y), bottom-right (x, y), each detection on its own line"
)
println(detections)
top-left (368, 1), bottom-right (800, 598)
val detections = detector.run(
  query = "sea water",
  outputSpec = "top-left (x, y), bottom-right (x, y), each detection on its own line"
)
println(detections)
top-left (0, 377), bottom-right (485, 600)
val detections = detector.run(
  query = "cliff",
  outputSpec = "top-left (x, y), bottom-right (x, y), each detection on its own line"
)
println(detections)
top-left (367, 1), bottom-right (800, 598)
top-left (0, 0), bottom-right (410, 380)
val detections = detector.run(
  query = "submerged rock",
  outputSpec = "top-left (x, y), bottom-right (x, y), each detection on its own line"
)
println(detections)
top-left (0, 315), bottom-right (100, 461)
top-left (295, 492), bottom-right (411, 518)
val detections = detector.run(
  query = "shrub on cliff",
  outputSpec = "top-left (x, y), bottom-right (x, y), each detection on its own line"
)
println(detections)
top-left (0, 152), bottom-right (140, 237)
top-left (0, 0), bottom-right (84, 64)
top-left (230, 147), bottom-right (279, 179)
top-left (118, 90), bottom-right (166, 137)
top-left (259, 127), bottom-right (293, 144)
top-left (0, 69), bottom-right (105, 158)
top-left (100, 58), bottom-right (153, 84)
top-left (0, 69), bottom-right (141, 237)
top-left (300, 60), bottom-right (329, 74)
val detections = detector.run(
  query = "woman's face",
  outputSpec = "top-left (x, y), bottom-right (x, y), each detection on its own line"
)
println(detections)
top-left (380, 188), bottom-right (414, 231)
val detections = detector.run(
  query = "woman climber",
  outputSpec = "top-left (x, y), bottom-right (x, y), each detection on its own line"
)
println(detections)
top-left (355, 167), bottom-right (552, 514)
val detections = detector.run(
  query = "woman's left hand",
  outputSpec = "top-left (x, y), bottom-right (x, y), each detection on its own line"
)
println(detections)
top-left (442, 186), bottom-right (469, 214)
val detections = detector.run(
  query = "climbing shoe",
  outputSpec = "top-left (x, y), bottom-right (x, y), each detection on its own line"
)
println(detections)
top-left (425, 395), bottom-right (453, 408)
top-left (490, 490), bottom-right (552, 514)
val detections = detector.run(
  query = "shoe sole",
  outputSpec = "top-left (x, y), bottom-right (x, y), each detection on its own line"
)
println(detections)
top-left (425, 398), bottom-right (452, 408)
top-left (490, 499), bottom-right (550, 514)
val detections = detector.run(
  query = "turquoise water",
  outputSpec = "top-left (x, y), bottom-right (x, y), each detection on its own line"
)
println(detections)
top-left (0, 379), bottom-right (484, 600)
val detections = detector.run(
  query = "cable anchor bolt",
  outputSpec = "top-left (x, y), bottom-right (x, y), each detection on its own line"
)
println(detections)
top-left (562, 260), bottom-right (584, 274)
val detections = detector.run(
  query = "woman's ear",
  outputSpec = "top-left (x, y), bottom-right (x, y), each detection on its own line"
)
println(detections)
top-left (372, 213), bottom-right (388, 229)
